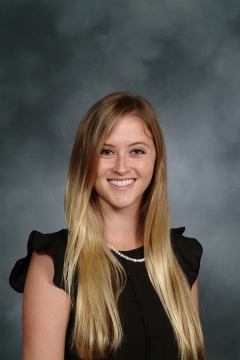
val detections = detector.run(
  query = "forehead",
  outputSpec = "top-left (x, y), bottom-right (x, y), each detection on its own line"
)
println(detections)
top-left (106, 113), bottom-right (153, 140)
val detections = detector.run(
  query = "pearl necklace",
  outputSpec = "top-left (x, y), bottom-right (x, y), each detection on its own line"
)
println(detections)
top-left (107, 244), bottom-right (145, 262)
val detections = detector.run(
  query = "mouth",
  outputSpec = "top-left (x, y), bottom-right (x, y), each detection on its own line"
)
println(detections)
top-left (108, 179), bottom-right (135, 187)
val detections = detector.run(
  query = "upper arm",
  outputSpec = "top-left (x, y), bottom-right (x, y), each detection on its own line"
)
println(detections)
top-left (190, 279), bottom-right (199, 315)
top-left (22, 251), bottom-right (71, 360)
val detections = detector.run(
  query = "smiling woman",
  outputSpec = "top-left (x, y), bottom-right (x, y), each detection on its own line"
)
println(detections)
top-left (94, 114), bottom-right (156, 222)
top-left (9, 92), bottom-right (205, 360)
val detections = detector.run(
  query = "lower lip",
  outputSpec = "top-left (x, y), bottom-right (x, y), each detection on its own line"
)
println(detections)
top-left (107, 180), bottom-right (136, 190)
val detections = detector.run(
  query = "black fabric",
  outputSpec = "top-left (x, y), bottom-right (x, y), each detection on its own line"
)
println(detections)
top-left (9, 229), bottom-right (68, 292)
top-left (9, 228), bottom-right (203, 360)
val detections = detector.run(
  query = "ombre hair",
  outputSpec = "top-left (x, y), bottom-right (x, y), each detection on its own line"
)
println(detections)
top-left (64, 92), bottom-right (205, 360)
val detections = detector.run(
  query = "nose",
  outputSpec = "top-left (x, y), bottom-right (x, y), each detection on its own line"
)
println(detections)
top-left (112, 155), bottom-right (130, 175)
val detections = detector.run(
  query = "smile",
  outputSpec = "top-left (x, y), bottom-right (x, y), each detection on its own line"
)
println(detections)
top-left (108, 179), bottom-right (135, 187)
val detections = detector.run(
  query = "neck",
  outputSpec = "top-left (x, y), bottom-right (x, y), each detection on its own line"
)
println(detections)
top-left (101, 204), bottom-right (143, 251)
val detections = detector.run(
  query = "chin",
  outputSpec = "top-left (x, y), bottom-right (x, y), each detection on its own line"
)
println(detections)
top-left (112, 199), bottom-right (140, 210)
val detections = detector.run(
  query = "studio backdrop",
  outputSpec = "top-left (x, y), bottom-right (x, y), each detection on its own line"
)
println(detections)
top-left (1, 1), bottom-right (240, 359)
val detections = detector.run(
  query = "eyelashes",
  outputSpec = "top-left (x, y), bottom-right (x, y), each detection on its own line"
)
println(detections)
top-left (100, 149), bottom-right (113, 155)
top-left (131, 149), bottom-right (145, 155)
top-left (100, 148), bottom-right (146, 156)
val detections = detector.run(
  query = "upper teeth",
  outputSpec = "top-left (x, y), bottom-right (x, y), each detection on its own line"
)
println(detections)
top-left (109, 179), bottom-right (135, 187)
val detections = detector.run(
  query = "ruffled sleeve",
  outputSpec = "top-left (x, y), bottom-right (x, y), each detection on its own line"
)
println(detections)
top-left (9, 229), bottom-right (68, 293)
top-left (171, 227), bottom-right (203, 288)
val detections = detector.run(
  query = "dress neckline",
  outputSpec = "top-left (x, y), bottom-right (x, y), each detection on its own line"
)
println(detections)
top-left (115, 245), bottom-right (144, 259)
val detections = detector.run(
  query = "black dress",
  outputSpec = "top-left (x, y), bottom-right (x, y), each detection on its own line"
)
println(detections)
top-left (9, 227), bottom-right (202, 360)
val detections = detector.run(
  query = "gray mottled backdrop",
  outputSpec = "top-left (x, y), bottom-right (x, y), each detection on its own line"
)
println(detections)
top-left (1, 1), bottom-right (240, 359)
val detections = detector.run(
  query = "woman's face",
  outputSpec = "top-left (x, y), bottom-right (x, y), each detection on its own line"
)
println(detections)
top-left (93, 114), bottom-right (156, 213)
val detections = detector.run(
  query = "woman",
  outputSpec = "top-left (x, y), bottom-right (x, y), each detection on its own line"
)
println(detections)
top-left (10, 92), bottom-right (205, 360)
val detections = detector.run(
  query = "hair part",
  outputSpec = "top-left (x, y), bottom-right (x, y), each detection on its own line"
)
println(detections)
top-left (63, 92), bottom-right (205, 359)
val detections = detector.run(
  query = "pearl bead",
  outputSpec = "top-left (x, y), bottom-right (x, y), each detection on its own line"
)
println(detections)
top-left (107, 244), bottom-right (145, 263)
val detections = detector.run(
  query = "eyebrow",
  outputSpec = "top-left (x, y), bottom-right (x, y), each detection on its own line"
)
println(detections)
top-left (103, 142), bottom-right (150, 148)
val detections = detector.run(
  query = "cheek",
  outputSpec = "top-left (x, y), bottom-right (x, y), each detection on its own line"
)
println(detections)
top-left (146, 167), bottom-right (155, 185)
top-left (94, 160), bottom-right (104, 178)
top-left (93, 160), bottom-right (110, 189)
top-left (142, 159), bottom-right (156, 186)
top-left (96, 158), bottom-right (112, 173)
top-left (93, 162), bottom-right (101, 189)
top-left (141, 156), bottom-right (155, 175)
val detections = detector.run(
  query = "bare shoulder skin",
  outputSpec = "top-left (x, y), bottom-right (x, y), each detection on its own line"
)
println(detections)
top-left (22, 251), bottom-right (71, 360)
top-left (191, 280), bottom-right (199, 315)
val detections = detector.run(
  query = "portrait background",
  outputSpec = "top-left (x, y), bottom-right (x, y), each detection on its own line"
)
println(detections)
top-left (1, 1), bottom-right (240, 359)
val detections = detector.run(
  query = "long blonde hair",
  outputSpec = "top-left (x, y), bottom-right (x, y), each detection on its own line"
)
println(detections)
top-left (64, 92), bottom-right (205, 359)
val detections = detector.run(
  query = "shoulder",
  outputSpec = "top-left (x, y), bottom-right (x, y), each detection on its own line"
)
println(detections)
top-left (29, 229), bottom-right (68, 250)
top-left (171, 227), bottom-right (203, 288)
top-left (9, 229), bottom-right (68, 293)
top-left (21, 231), bottom-right (71, 359)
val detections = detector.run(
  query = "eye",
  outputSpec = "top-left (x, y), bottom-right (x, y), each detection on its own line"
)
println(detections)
top-left (100, 148), bottom-right (113, 155)
top-left (131, 148), bottom-right (145, 155)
